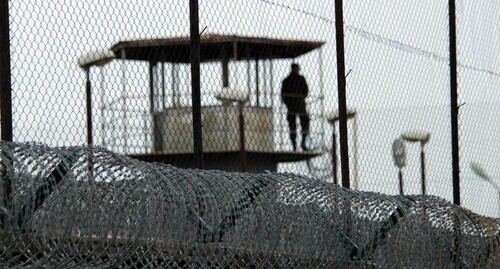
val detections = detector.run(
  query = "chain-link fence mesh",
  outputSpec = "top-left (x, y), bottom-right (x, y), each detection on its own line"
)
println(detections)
top-left (0, 141), bottom-right (499, 268)
top-left (1, 0), bottom-right (499, 266)
top-left (455, 1), bottom-right (500, 218)
top-left (343, 2), bottom-right (454, 198)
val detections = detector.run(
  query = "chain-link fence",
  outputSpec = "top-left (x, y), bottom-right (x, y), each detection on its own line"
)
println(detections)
top-left (455, 1), bottom-right (500, 218)
top-left (0, 141), bottom-right (499, 268)
top-left (1, 0), bottom-right (499, 262)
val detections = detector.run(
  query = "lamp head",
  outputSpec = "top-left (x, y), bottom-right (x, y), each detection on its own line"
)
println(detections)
top-left (215, 86), bottom-right (249, 105)
top-left (470, 162), bottom-right (491, 181)
top-left (401, 130), bottom-right (431, 145)
top-left (78, 49), bottom-right (115, 69)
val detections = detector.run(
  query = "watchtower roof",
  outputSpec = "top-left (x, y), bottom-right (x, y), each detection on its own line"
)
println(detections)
top-left (111, 34), bottom-right (325, 63)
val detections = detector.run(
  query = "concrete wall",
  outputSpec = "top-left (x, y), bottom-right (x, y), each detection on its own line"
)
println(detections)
top-left (154, 105), bottom-right (274, 154)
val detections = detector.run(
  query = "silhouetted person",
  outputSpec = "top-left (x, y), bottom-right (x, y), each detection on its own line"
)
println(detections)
top-left (281, 63), bottom-right (310, 151)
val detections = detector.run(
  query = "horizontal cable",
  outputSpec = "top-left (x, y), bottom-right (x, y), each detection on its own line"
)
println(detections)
top-left (257, 0), bottom-right (500, 77)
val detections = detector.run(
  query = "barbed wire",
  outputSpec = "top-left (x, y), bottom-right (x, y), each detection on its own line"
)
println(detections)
top-left (257, 0), bottom-right (500, 78)
top-left (0, 141), bottom-right (499, 267)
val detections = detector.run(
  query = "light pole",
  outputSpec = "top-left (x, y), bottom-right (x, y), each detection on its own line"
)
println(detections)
top-left (78, 49), bottom-right (115, 146)
top-left (325, 108), bottom-right (358, 187)
top-left (470, 162), bottom-right (500, 216)
top-left (401, 130), bottom-right (431, 195)
top-left (216, 87), bottom-right (249, 172)
top-left (392, 138), bottom-right (407, 195)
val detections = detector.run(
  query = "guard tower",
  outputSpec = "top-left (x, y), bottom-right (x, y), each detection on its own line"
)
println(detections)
top-left (85, 34), bottom-right (326, 173)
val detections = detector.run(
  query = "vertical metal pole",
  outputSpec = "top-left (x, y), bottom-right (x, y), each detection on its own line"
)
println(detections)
top-left (420, 147), bottom-right (426, 195)
top-left (270, 61), bottom-right (276, 143)
top-left (334, 0), bottom-right (350, 189)
top-left (398, 169), bottom-right (404, 195)
top-left (190, 0), bottom-right (203, 169)
top-left (85, 69), bottom-right (94, 182)
top-left (172, 63), bottom-right (177, 107)
top-left (221, 48), bottom-right (229, 87)
top-left (239, 103), bottom-right (247, 172)
top-left (0, 0), bottom-right (12, 218)
top-left (161, 63), bottom-right (166, 111)
top-left (149, 63), bottom-right (154, 108)
top-left (262, 60), bottom-right (266, 107)
top-left (262, 60), bottom-right (269, 107)
top-left (233, 41), bottom-right (238, 85)
top-left (0, 0), bottom-right (13, 142)
top-left (255, 58), bottom-right (260, 107)
top-left (318, 48), bottom-right (326, 150)
top-left (85, 69), bottom-right (93, 145)
top-left (120, 49), bottom-right (128, 153)
top-left (144, 112), bottom-right (149, 153)
top-left (100, 67), bottom-right (106, 146)
top-left (246, 58), bottom-right (251, 105)
top-left (447, 6), bottom-right (462, 249)
top-left (332, 123), bottom-right (338, 185)
top-left (449, 0), bottom-right (460, 205)
top-left (270, 61), bottom-right (274, 109)
top-left (267, 60), bottom-right (271, 107)
top-left (149, 62), bottom-right (158, 152)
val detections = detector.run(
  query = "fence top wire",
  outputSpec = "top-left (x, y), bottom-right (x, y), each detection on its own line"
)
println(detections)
top-left (257, 0), bottom-right (500, 77)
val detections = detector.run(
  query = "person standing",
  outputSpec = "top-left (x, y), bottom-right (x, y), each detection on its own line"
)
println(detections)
top-left (281, 63), bottom-right (310, 151)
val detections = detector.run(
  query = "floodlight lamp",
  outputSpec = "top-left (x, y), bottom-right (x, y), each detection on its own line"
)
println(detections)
top-left (78, 49), bottom-right (115, 69)
top-left (401, 130), bottom-right (431, 144)
top-left (470, 162), bottom-right (491, 181)
top-left (215, 86), bottom-right (249, 104)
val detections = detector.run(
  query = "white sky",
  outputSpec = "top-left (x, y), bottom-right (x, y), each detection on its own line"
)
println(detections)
top-left (6, 0), bottom-right (500, 217)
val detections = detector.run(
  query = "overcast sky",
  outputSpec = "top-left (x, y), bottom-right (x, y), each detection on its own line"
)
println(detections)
top-left (7, 0), bottom-right (500, 217)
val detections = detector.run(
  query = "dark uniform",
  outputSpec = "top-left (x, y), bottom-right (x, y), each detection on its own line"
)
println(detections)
top-left (281, 69), bottom-right (310, 150)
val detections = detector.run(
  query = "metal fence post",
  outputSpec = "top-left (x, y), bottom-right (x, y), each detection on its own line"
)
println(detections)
top-left (334, 0), bottom-right (350, 189)
top-left (190, 0), bottom-right (203, 169)
top-left (85, 69), bottom-right (93, 145)
top-left (1, 0), bottom-right (13, 220)
top-left (238, 103), bottom-right (247, 172)
top-left (448, 0), bottom-right (460, 205)
top-left (1, 0), bottom-right (13, 142)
